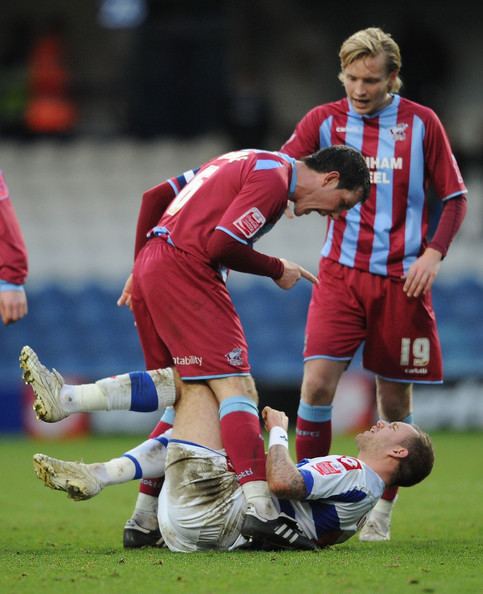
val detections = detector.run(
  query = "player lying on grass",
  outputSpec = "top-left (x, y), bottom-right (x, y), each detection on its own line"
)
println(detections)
top-left (31, 380), bottom-right (434, 551)
top-left (21, 346), bottom-right (434, 549)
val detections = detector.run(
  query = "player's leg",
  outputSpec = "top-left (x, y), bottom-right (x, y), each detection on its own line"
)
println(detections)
top-left (296, 260), bottom-right (366, 461)
top-left (33, 425), bottom-right (171, 502)
top-left (120, 264), bottom-right (177, 547)
top-left (359, 279), bottom-right (442, 542)
top-left (209, 375), bottom-right (272, 514)
top-left (160, 386), bottom-right (248, 551)
top-left (20, 345), bottom-right (178, 422)
top-left (123, 406), bottom-right (175, 547)
top-left (358, 378), bottom-right (413, 541)
top-left (208, 375), bottom-right (315, 551)
top-left (297, 358), bottom-right (347, 460)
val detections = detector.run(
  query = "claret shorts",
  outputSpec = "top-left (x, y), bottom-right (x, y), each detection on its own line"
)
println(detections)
top-left (304, 258), bottom-right (443, 383)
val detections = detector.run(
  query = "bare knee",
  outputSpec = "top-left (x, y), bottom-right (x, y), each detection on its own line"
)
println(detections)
top-left (301, 360), bottom-right (346, 406)
top-left (376, 377), bottom-right (412, 421)
top-left (207, 375), bottom-right (259, 404)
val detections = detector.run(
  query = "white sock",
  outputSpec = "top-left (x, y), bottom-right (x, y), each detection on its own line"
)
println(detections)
top-left (87, 439), bottom-right (167, 487)
top-left (241, 481), bottom-right (278, 520)
top-left (59, 369), bottom-right (176, 413)
top-left (122, 438), bottom-right (168, 478)
top-left (60, 383), bottom-right (109, 413)
top-left (372, 497), bottom-right (396, 517)
top-left (131, 493), bottom-right (159, 531)
top-left (88, 458), bottom-right (137, 486)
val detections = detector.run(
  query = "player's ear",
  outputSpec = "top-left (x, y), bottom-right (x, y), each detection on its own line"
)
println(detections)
top-left (389, 446), bottom-right (409, 459)
top-left (322, 171), bottom-right (340, 187)
top-left (387, 70), bottom-right (399, 92)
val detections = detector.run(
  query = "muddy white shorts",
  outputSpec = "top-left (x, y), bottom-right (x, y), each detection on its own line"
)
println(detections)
top-left (158, 439), bottom-right (247, 552)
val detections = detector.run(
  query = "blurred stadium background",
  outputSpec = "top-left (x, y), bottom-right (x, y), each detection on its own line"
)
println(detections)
top-left (1, 0), bottom-right (482, 438)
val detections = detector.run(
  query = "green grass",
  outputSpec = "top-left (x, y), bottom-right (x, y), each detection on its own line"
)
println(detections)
top-left (1, 431), bottom-right (482, 594)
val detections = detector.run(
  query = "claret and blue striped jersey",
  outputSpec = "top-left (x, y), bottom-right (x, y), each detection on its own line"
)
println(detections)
top-left (281, 95), bottom-right (467, 277)
top-left (275, 454), bottom-right (385, 545)
top-left (156, 149), bottom-right (297, 264)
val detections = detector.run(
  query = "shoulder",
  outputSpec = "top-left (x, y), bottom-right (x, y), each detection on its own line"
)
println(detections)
top-left (398, 96), bottom-right (442, 125)
top-left (299, 98), bottom-right (348, 122)
top-left (299, 454), bottom-right (366, 486)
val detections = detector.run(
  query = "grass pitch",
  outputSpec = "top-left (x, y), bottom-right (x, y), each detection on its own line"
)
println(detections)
top-left (1, 431), bottom-right (482, 594)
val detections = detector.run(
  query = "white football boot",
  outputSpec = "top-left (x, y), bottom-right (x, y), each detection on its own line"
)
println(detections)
top-left (33, 453), bottom-right (103, 501)
top-left (20, 345), bottom-right (68, 422)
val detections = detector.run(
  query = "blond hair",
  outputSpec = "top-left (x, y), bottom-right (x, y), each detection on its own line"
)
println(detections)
top-left (338, 27), bottom-right (402, 93)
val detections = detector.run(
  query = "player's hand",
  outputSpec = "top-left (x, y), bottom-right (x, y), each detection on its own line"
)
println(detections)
top-left (274, 258), bottom-right (318, 290)
top-left (284, 201), bottom-right (295, 219)
top-left (402, 247), bottom-right (442, 298)
top-left (117, 274), bottom-right (133, 310)
top-left (262, 406), bottom-right (289, 432)
top-left (0, 289), bottom-right (28, 325)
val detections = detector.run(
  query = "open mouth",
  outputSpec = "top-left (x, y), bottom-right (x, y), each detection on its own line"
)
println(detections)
top-left (352, 98), bottom-right (369, 107)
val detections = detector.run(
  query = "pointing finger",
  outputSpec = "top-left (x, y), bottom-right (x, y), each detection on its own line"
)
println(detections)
top-left (300, 268), bottom-right (319, 285)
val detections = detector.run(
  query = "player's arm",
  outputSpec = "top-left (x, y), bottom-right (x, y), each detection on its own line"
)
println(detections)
top-left (279, 107), bottom-right (323, 158)
top-left (403, 195), bottom-right (467, 297)
top-left (403, 110), bottom-right (467, 298)
top-left (262, 406), bottom-right (307, 500)
top-left (0, 180), bottom-right (29, 324)
top-left (428, 194), bottom-right (467, 258)
top-left (118, 169), bottom-right (200, 309)
top-left (207, 169), bottom-right (317, 288)
top-left (207, 225), bottom-right (317, 288)
top-left (134, 169), bottom-right (199, 259)
top-left (206, 231), bottom-right (283, 278)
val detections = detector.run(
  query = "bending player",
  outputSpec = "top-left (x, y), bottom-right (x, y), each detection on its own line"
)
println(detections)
top-left (32, 389), bottom-right (434, 552)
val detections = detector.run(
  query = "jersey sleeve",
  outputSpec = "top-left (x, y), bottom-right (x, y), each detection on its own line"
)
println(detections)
top-left (0, 172), bottom-right (28, 285)
top-left (297, 456), bottom-right (367, 500)
top-left (280, 107), bottom-right (323, 158)
top-left (134, 168), bottom-right (199, 259)
top-left (423, 110), bottom-right (467, 201)
top-left (428, 194), bottom-right (467, 257)
top-left (206, 231), bottom-right (284, 279)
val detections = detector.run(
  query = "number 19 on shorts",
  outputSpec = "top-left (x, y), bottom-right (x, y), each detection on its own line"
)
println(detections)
top-left (400, 337), bottom-right (430, 367)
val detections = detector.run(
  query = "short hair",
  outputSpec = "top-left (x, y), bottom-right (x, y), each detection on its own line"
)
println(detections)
top-left (303, 145), bottom-right (371, 203)
top-left (338, 27), bottom-right (403, 93)
top-left (390, 425), bottom-right (434, 487)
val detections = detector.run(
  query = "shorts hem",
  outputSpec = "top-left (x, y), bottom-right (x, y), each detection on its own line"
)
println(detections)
top-left (181, 372), bottom-right (251, 380)
top-left (304, 355), bottom-right (352, 362)
top-left (375, 373), bottom-right (444, 385)
top-left (168, 438), bottom-right (226, 457)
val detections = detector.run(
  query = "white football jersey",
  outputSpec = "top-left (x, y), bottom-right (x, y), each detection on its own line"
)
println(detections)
top-left (275, 454), bottom-right (385, 545)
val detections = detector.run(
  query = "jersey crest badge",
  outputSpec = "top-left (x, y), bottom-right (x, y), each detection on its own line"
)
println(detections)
top-left (225, 347), bottom-right (244, 367)
top-left (233, 207), bottom-right (266, 238)
top-left (389, 123), bottom-right (408, 142)
top-left (312, 461), bottom-right (341, 476)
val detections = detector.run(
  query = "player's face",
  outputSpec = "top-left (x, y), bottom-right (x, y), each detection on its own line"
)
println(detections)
top-left (342, 53), bottom-right (396, 115)
top-left (356, 420), bottom-right (418, 453)
top-left (294, 183), bottom-right (363, 219)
